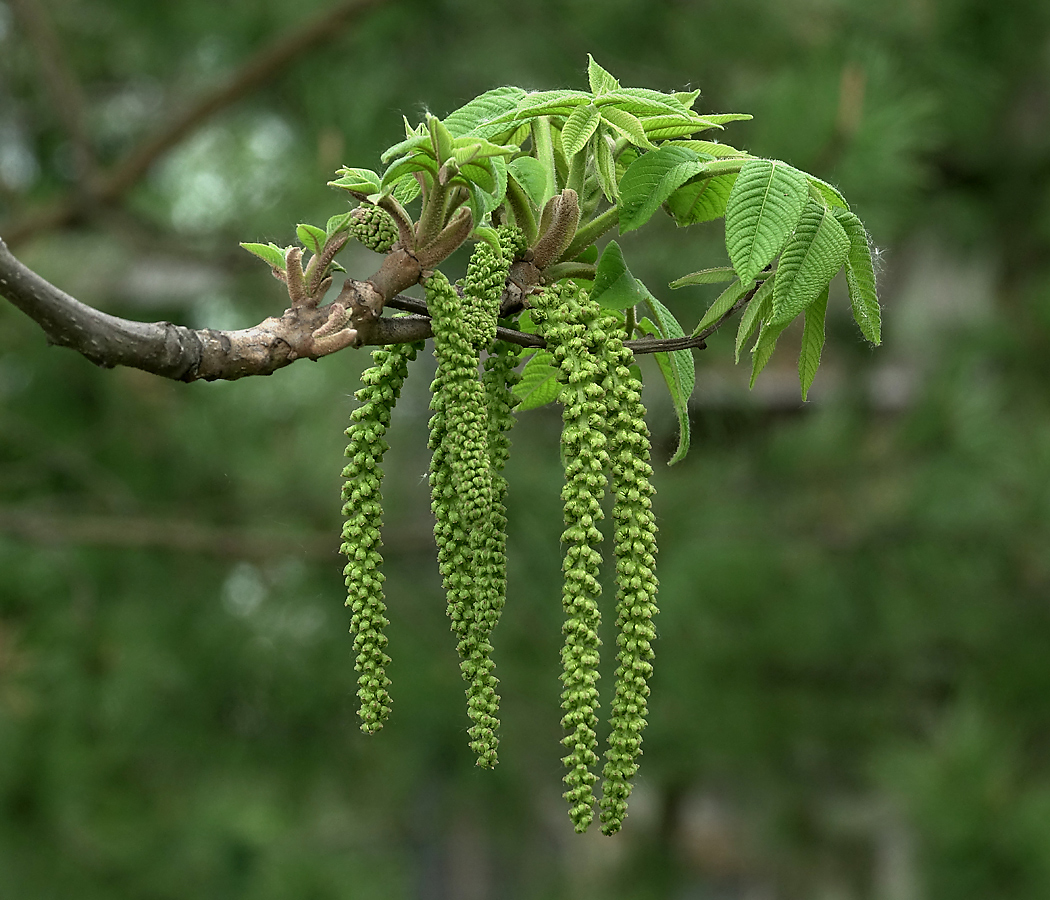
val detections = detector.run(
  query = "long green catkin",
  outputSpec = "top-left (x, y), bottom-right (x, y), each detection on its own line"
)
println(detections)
top-left (597, 317), bottom-right (659, 836)
top-left (426, 242), bottom-right (510, 766)
top-left (341, 340), bottom-right (420, 733)
top-left (532, 281), bottom-right (610, 833)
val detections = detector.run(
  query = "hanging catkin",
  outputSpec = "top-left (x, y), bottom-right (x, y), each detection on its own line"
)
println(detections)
top-left (341, 340), bottom-right (420, 732)
top-left (597, 319), bottom-right (659, 836)
top-left (426, 235), bottom-right (513, 765)
top-left (532, 280), bottom-right (609, 832)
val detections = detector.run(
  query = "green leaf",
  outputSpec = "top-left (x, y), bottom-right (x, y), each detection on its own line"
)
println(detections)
top-left (643, 114), bottom-right (722, 140)
top-left (240, 242), bottom-right (288, 271)
top-left (674, 89), bottom-right (701, 109)
top-left (724, 159), bottom-right (809, 284)
top-left (798, 286), bottom-right (829, 401)
top-left (594, 92), bottom-right (685, 118)
top-left (587, 54), bottom-right (620, 95)
top-left (670, 267), bottom-right (738, 288)
top-left (637, 302), bottom-right (694, 465)
top-left (472, 225), bottom-right (500, 252)
top-left (514, 351), bottom-right (563, 410)
top-left (670, 140), bottom-right (750, 158)
top-left (296, 223), bottom-right (326, 255)
top-left (702, 113), bottom-right (753, 125)
top-left (599, 106), bottom-right (656, 150)
top-left (690, 278), bottom-right (753, 336)
top-left (380, 154), bottom-right (437, 191)
top-left (617, 145), bottom-right (705, 233)
top-left (735, 274), bottom-right (775, 362)
top-left (561, 103), bottom-right (601, 158)
top-left (594, 132), bottom-right (618, 201)
top-left (770, 200), bottom-right (849, 326)
top-left (380, 133), bottom-right (432, 163)
top-left (393, 174), bottom-right (421, 205)
top-left (808, 175), bottom-right (850, 210)
top-left (574, 244), bottom-right (599, 264)
top-left (833, 209), bottom-right (881, 344)
top-left (507, 90), bottom-right (592, 122)
top-left (749, 318), bottom-right (789, 388)
top-left (456, 159), bottom-right (496, 194)
top-left (590, 240), bottom-right (650, 310)
top-left (607, 87), bottom-right (694, 115)
top-left (701, 158), bottom-right (750, 177)
top-left (328, 167), bottom-right (381, 193)
top-left (444, 86), bottom-right (527, 137)
top-left (507, 156), bottom-right (548, 209)
top-left (450, 137), bottom-right (515, 164)
top-left (325, 212), bottom-right (353, 238)
top-left (665, 173), bottom-right (737, 226)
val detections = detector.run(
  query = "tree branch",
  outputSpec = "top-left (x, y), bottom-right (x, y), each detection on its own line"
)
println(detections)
top-left (0, 238), bottom-right (753, 381)
top-left (1, 0), bottom-right (385, 245)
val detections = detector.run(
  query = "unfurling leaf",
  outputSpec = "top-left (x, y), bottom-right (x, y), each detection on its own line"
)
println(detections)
top-left (561, 103), bottom-right (602, 158)
top-left (296, 223), bottom-right (326, 256)
top-left (587, 54), bottom-right (620, 95)
top-left (240, 241), bottom-right (290, 272)
top-left (725, 159), bottom-right (809, 284)
top-left (328, 167), bottom-right (381, 194)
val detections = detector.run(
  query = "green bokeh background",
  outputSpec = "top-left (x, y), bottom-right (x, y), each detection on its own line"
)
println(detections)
top-left (2, 0), bottom-right (1050, 897)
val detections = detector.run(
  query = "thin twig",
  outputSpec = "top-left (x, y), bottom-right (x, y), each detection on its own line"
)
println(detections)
top-left (1, 0), bottom-right (385, 245)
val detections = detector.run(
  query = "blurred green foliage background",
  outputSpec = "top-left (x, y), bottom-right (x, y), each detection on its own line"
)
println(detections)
top-left (2, 0), bottom-right (1050, 897)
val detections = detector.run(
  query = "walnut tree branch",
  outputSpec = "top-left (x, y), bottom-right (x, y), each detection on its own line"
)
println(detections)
top-left (0, 238), bottom-right (751, 381)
